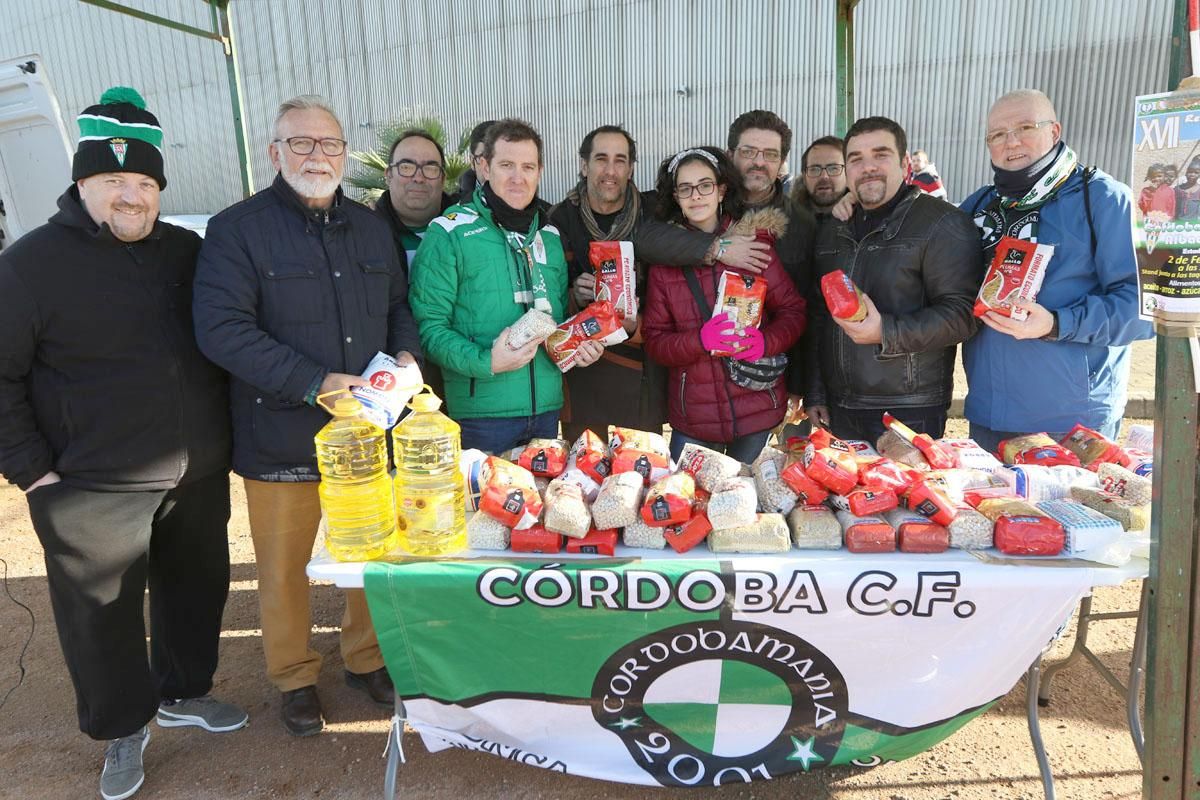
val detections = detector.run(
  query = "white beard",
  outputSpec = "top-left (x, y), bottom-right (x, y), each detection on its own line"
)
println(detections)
top-left (281, 158), bottom-right (341, 201)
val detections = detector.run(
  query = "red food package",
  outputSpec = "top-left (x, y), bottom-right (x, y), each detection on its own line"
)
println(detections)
top-left (885, 508), bottom-right (950, 553)
top-left (479, 457), bottom-right (544, 529)
top-left (713, 270), bottom-right (767, 340)
top-left (568, 429), bottom-right (612, 483)
top-left (993, 515), bottom-right (1065, 556)
top-left (693, 488), bottom-right (711, 513)
top-left (781, 453), bottom-right (830, 504)
top-left (566, 527), bottom-right (619, 556)
top-left (973, 236), bottom-right (1053, 320)
top-left (608, 426), bottom-right (669, 458)
top-left (830, 488), bottom-right (898, 516)
top-left (820, 269), bottom-right (868, 321)
top-left (517, 438), bottom-right (568, 477)
top-left (1059, 424), bottom-right (1130, 470)
top-left (903, 480), bottom-right (958, 526)
top-left (837, 510), bottom-right (896, 553)
top-left (999, 433), bottom-right (1082, 468)
top-left (612, 448), bottom-right (671, 486)
top-left (510, 525), bottom-right (563, 553)
top-left (545, 300), bottom-right (629, 372)
top-left (858, 457), bottom-right (919, 493)
top-left (662, 512), bottom-right (713, 554)
top-left (963, 487), bottom-right (1021, 508)
top-left (805, 449), bottom-right (858, 495)
top-left (590, 241), bottom-right (637, 319)
top-left (640, 472), bottom-right (696, 527)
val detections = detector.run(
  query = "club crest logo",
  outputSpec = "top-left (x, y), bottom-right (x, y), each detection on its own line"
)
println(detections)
top-left (592, 620), bottom-right (848, 786)
top-left (109, 138), bottom-right (128, 167)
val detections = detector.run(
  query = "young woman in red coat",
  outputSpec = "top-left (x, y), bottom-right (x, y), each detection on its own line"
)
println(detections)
top-left (642, 147), bottom-right (807, 464)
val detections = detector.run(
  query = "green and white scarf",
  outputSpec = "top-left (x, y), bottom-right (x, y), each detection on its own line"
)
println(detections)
top-left (973, 144), bottom-right (1078, 257)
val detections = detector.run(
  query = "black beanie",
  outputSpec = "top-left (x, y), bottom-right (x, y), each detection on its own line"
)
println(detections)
top-left (71, 86), bottom-right (167, 189)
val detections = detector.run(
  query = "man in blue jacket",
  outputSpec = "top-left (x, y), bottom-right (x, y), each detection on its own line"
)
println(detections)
top-left (961, 89), bottom-right (1153, 452)
top-left (193, 95), bottom-right (421, 737)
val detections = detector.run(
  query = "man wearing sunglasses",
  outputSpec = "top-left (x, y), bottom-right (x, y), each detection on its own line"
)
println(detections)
top-left (376, 129), bottom-right (455, 277)
top-left (194, 95), bottom-right (421, 737)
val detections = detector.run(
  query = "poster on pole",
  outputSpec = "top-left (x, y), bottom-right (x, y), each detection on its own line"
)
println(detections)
top-left (1133, 89), bottom-right (1200, 330)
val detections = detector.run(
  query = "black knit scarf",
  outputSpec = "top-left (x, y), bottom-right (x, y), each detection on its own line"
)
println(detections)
top-left (483, 182), bottom-right (539, 233)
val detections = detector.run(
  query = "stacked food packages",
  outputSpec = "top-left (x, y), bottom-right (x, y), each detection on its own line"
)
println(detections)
top-left (459, 419), bottom-right (1152, 561)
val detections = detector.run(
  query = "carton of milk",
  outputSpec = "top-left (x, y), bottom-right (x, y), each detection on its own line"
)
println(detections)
top-left (351, 352), bottom-right (422, 429)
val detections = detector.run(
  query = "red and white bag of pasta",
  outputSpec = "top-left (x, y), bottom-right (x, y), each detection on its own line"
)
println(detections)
top-left (590, 241), bottom-right (637, 319)
top-left (545, 300), bottom-right (629, 372)
top-left (973, 236), bottom-right (1054, 321)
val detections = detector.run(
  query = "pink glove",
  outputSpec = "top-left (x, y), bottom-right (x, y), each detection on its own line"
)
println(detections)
top-left (700, 312), bottom-right (740, 354)
top-left (731, 326), bottom-right (765, 361)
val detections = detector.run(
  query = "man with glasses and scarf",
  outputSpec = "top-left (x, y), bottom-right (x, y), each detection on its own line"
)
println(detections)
top-left (960, 89), bottom-right (1152, 453)
top-left (193, 95), bottom-right (421, 737)
top-left (375, 129), bottom-right (456, 276)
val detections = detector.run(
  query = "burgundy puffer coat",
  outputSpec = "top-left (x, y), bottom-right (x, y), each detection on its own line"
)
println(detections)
top-left (643, 209), bottom-right (807, 443)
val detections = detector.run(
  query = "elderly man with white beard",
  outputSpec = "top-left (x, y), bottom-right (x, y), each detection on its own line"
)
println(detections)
top-left (193, 95), bottom-right (421, 737)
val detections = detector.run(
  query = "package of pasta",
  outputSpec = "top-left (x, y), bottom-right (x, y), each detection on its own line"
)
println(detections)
top-left (803, 429), bottom-right (859, 495)
top-left (707, 477), bottom-right (759, 530)
top-left (1096, 462), bottom-right (1152, 506)
top-left (640, 472), bottom-right (696, 527)
top-left (1059, 424), bottom-right (1130, 469)
top-left (543, 478), bottom-right (593, 539)
top-left (902, 479), bottom-right (958, 526)
top-left (962, 486), bottom-right (1022, 507)
top-left (973, 236), bottom-right (1053, 321)
top-left (608, 426), bottom-right (670, 458)
top-left (545, 300), bottom-right (629, 372)
top-left (591, 471), bottom-right (645, 530)
top-left (1000, 463), bottom-right (1099, 503)
top-left (568, 429), bottom-right (612, 484)
top-left (1035, 499), bottom-right (1124, 556)
top-left (858, 457), bottom-right (919, 494)
top-left (479, 457), bottom-right (544, 530)
top-left (1070, 486), bottom-right (1150, 531)
top-left (924, 468), bottom-right (1009, 502)
top-left (678, 442), bottom-right (743, 492)
top-left (623, 517), bottom-right (667, 549)
top-left (977, 498), bottom-right (1067, 555)
top-left (837, 509), bottom-right (897, 553)
top-left (712, 270), bottom-right (767, 345)
top-left (517, 438), bottom-right (568, 478)
top-left (998, 433), bottom-right (1082, 468)
top-left (820, 269), bottom-right (868, 322)
top-left (780, 452), bottom-right (830, 505)
top-left (510, 525), bottom-right (563, 554)
top-left (707, 513), bottom-right (791, 553)
top-left (753, 447), bottom-right (800, 514)
top-left (612, 448), bottom-right (671, 486)
top-left (829, 487), bottom-right (899, 517)
top-left (590, 240), bottom-right (637, 319)
top-left (506, 308), bottom-right (559, 349)
top-left (884, 507), bottom-right (950, 553)
top-left (662, 512), bottom-right (713, 554)
top-left (787, 504), bottom-right (843, 549)
top-left (565, 527), bottom-right (619, 556)
top-left (947, 505), bottom-right (994, 550)
top-left (937, 439), bottom-right (1005, 473)
top-left (466, 512), bottom-right (510, 551)
top-left (876, 429), bottom-right (931, 470)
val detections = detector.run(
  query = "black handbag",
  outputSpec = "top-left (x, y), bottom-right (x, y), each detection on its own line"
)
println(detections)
top-left (683, 268), bottom-right (787, 392)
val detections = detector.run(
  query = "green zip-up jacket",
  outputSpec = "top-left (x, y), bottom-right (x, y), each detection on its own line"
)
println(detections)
top-left (409, 190), bottom-right (567, 420)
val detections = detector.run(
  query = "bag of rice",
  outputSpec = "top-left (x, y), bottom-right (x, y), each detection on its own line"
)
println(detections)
top-left (1035, 499), bottom-right (1124, 556)
top-left (678, 442), bottom-right (743, 492)
top-left (753, 447), bottom-right (799, 514)
top-left (707, 513), bottom-right (791, 553)
top-left (510, 525), bottom-right (563, 553)
top-left (479, 457), bottom-right (544, 529)
top-left (590, 240), bottom-right (637, 319)
top-left (566, 527), bottom-right (619, 555)
top-left (663, 512), bottom-right (713, 553)
top-left (543, 479), bottom-right (593, 539)
top-left (609, 426), bottom-right (669, 458)
top-left (947, 505), bottom-right (994, 550)
top-left (640, 472), bottom-right (696, 527)
top-left (591, 472), bottom-right (645, 530)
top-left (1059, 423), bottom-right (1130, 469)
top-left (787, 504), bottom-right (842, 549)
top-left (1096, 462), bottom-right (1152, 506)
top-left (937, 438), bottom-right (1005, 473)
top-left (829, 487), bottom-right (899, 517)
top-left (884, 507), bottom-right (949, 553)
top-left (545, 300), bottom-right (629, 372)
top-left (707, 477), bottom-right (759, 530)
top-left (837, 509), bottom-right (896, 553)
top-left (877, 429), bottom-right (930, 470)
top-left (466, 512), bottom-right (510, 550)
top-left (1000, 464), bottom-right (1099, 502)
top-left (568, 429), bottom-right (612, 484)
top-left (998, 433), bottom-right (1081, 468)
top-left (1070, 486), bottom-right (1150, 531)
top-left (623, 518), bottom-right (667, 549)
top-left (506, 308), bottom-right (559, 349)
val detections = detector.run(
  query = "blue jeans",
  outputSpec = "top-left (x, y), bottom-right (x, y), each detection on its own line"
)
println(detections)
top-left (668, 429), bottom-right (771, 465)
top-left (968, 419), bottom-right (1120, 456)
top-left (458, 410), bottom-right (560, 455)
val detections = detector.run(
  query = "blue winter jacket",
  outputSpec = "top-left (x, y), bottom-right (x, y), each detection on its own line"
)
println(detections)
top-left (960, 166), bottom-right (1153, 434)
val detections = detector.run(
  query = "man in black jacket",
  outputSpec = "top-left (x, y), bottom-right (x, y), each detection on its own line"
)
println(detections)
top-left (193, 95), bottom-right (421, 737)
top-left (0, 87), bottom-right (245, 800)
top-left (805, 116), bottom-right (982, 443)
top-left (374, 129), bottom-right (455, 276)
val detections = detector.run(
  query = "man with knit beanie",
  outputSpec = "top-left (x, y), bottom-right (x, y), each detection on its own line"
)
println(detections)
top-left (0, 86), bottom-right (246, 800)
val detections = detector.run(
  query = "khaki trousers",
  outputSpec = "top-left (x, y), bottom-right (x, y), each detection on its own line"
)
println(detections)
top-left (243, 478), bottom-right (383, 692)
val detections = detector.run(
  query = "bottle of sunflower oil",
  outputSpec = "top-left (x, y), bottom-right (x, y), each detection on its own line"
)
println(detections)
top-left (391, 386), bottom-right (466, 555)
top-left (315, 391), bottom-right (398, 562)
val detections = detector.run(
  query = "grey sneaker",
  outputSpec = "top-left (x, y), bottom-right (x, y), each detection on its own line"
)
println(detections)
top-left (156, 695), bottom-right (249, 732)
top-left (100, 725), bottom-right (149, 800)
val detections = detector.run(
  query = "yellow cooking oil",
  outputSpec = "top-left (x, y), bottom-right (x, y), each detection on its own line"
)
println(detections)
top-left (315, 392), bottom-right (397, 562)
top-left (391, 387), bottom-right (466, 556)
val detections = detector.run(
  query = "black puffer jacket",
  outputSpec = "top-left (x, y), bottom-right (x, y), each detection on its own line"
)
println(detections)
top-left (193, 175), bottom-right (421, 481)
top-left (0, 186), bottom-right (230, 491)
top-left (806, 187), bottom-right (983, 409)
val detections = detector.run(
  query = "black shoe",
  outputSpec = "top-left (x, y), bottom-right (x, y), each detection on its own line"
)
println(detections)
top-left (345, 667), bottom-right (394, 708)
top-left (280, 686), bottom-right (324, 737)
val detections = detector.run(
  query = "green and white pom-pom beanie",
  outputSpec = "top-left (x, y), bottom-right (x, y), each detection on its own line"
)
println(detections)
top-left (72, 86), bottom-right (166, 188)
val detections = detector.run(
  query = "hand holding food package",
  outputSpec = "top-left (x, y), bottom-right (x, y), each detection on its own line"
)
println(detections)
top-left (820, 269), bottom-right (868, 322)
top-left (589, 241), bottom-right (637, 319)
top-left (545, 300), bottom-right (629, 372)
top-left (973, 236), bottom-right (1054, 321)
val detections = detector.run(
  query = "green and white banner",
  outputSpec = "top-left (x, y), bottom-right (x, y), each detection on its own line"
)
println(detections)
top-left (363, 553), bottom-right (1095, 787)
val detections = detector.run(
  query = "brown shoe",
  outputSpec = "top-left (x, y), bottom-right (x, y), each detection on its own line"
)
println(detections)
top-left (345, 667), bottom-right (394, 708)
top-left (280, 686), bottom-right (324, 737)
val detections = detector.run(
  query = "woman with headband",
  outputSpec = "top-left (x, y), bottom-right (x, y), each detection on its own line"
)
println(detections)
top-left (642, 146), bottom-right (807, 463)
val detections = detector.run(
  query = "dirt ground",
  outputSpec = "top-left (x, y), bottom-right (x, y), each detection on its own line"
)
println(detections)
top-left (0, 380), bottom-right (1158, 799)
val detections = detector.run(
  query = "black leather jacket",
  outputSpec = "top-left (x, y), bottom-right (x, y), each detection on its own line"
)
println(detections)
top-left (806, 188), bottom-right (982, 410)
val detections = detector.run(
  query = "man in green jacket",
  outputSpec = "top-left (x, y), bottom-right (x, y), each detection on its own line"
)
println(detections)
top-left (410, 118), bottom-right (602, 453)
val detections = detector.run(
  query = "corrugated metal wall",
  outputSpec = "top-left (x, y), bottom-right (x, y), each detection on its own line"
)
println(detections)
top-left (0, 0), bottom-right (1173, 215)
